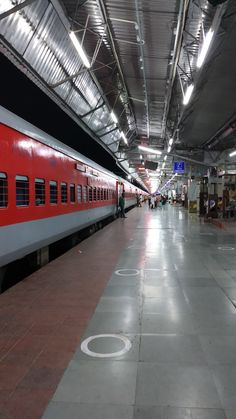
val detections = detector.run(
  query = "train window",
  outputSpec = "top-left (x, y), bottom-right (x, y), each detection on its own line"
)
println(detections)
top-left (16, 175), bottom-right (29, 206)
top-left (93, 187), bottom-right (97, 201)
top-left (97, 187), bottom-right (100, 201)
top-left (104, 189), bottom-right (107, 201)
top-left (70, 184), bottom-right (75, 203)
top-left (0, 173), bottom-right (8, 207)
top-left (50, 181), bottom-right (57, 204)
top-left (83, 186), bottom-right (88, 202)
top-left (89, 186), bottom-right (93, 202)
top-left (77, 185), bottom-right (82, 203)
top-left (61, 182), bottom-right (67, 203)
top-left (101, 189), bottom-right (104, 200)
top-left (35, 178), bottom-right (45, 205)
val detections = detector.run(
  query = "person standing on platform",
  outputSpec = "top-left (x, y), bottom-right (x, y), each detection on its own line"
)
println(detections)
top-left (119, 192), bottom-right (127, 218)
top-left (150, 195), bottom-right (155, 209)
top-left (139, 194), bottom-right (142, 207)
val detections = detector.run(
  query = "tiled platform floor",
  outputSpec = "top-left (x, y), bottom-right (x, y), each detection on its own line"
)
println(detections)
top-left (2, 204), bottom-right (236, 418)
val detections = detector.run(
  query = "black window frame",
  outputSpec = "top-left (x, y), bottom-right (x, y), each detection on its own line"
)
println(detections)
top-left (16, 175), bottom-right (29, 207)
top-left (61, 182), bottom-right (68, 204)
top-left (0, 172), bottom-right (8, 208)
top-left (50, 181), bottom-right (58, 204)
top-left (70, 183), bottom-right (75, 203)
top-left (35, 178), bottom-right (45, 206)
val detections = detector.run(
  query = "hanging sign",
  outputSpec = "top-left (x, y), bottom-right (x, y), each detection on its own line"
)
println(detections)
top-left (173, 161), bottom-right (185, 174)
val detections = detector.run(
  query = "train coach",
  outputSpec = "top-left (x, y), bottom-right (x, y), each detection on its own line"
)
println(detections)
top-left (0, 106), bottom-right (145, 269)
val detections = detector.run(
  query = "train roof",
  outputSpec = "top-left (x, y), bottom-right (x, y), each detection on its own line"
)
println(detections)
top-left (0, 105), bottom-right (119, 182)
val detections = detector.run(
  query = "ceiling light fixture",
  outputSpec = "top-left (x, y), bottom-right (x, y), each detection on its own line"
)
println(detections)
top-left (69, 32), bottom-right (91, 69)
top-left (164, 155), bottom-right (167, 161)
top-left (197, 28), bottom-right (214, 69)
top-left (167, 146), bottom-right (171, 153)
top-left (138, 145), bottom-right (162, 155)
top-left (121, 132), bottom-right (128, 144)
top-left (169, 138), bottom-right (173, 146)
top-left (111, 111), bottom-right (118, 124)
top-left (183, 83), bottom-right (194, 106)
top-left (229, 151), bottom-right (236, 157)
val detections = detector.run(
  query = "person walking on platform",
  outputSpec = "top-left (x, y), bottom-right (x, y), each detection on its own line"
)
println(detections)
top-left (119, 192), bottom-right (127, 218)
top-left (150, 195), bottom-right (155, 209)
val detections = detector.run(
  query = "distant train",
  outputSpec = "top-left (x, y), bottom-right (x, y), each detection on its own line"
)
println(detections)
top-left (0, 106), bottom-right (146, 268)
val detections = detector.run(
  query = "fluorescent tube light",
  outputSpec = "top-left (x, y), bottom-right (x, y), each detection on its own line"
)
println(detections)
top-left (111, 111), bottom-right (118, 124)
top-left (169, 138), bottom-right (173, 146)
top-left (121, 132), bottom-right (128, 144)
top-left (164, 155), bottom-right (167, 161)
top-left (138, 145), bottom-right (162, 155)
top-left (69, 32), bottom-right (91, 69)
top-left (183, 83), bottom-right (194, 106)
top-left (167, 146), bottom-right (171, 153)
top-left (197, 28), bottom-right (214, 69)
top-left (229, 151), bottom-right (236, 157)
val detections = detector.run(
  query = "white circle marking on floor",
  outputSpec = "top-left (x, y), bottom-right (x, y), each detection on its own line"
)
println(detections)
top-left (80, 334), bottom-right (132, 358)
top-left (115, 269), bottom-right (140, 276)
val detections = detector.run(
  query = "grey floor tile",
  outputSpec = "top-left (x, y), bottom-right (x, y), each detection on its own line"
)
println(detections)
top-left (134, 406), bottom-right (166, 419)
top-left (200, 336), bottom-right (236, 365)
top-left (184, 287), bottom-right (236, 314)
top-left (95, 296), bottom-right (139, 314)
top-left (143, 296), bottom-right (191, 314)
top-left (193, 314), bottom-right (236, 335)
top-left (74, 334), bottom-right (140, 362)
top-left (142, 276), bottom-right (179, 287)
top-left (85, 311), bottom-right (140, 334)
top-left (108, 276), bottom-right (140, 286)
top-left (183, 287), bottom-right (235, 314)
top-left (144, 262), bottom-right (175, 270)
top-left (143, 286), bottom-right (185, 299)
top-left (140, 335), bottom-right (207, 364)
top-left (136, 363), bottom-right (221, 408)
top-left (225, 410), bottom-right (236, 419)
top-left (176, 270), bottom-right (212, 279)
top-left (166, 407), bottom-right (226, 419)
top-left (144, 269), bottom-right (178, 278)
top-left (190, 408), bottom-right (227, 419)
top-left (53, 360), bottom-right (137, 405)
top-left (142, 313), bottom-right (196, 334)
top-left (226, 270), bottom-right (236, 279)
top-left (224, 289), bottom-right (236, 304)
top-left (103, 285), bottom-right (140, 298)
top-left (42, 402), bottom-right (134, 419)
top-left (179, 277), bottom-right (217, 287)
top-left (212, 365), bottom-right (236, 408)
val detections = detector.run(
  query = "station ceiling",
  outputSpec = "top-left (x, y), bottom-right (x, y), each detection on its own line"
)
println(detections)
top-left (0, 0), bottom-right (235, 191)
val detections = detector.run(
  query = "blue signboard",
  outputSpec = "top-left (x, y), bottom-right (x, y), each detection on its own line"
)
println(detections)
top-left (173, 161), bottom-right (185, 174)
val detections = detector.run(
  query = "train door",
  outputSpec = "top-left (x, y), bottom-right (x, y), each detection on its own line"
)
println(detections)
top-left (116, 181), bottom-right (124, 205)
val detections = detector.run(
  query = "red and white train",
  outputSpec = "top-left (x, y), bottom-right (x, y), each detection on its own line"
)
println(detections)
top-left (0, 106), bottom-right (146, 268)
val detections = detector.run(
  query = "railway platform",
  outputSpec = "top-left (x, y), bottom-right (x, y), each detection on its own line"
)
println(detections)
top-left (1, 204), bottom-right (236, 419)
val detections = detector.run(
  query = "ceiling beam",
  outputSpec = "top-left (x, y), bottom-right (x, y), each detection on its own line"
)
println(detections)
top-left (0, 0), bottom-right (37, 20)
